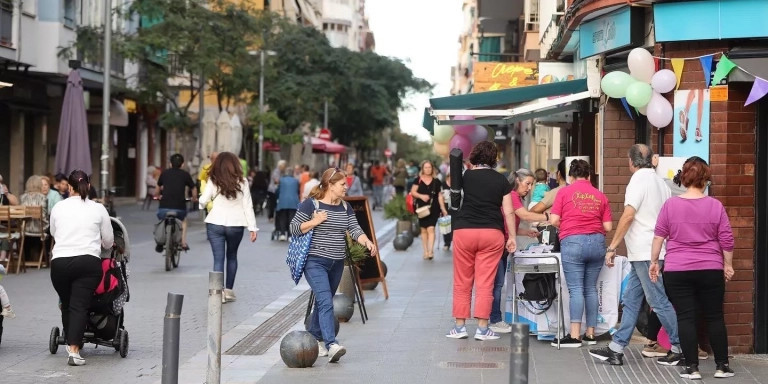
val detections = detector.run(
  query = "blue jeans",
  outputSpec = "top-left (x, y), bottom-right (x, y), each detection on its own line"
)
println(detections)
top-left (304, 256), bottom-right (345, 349)
top-left (372, 185), bottom-right (383, 207)
top-left (560, 233), bottom-right (605, 328)
top-left (206, 224), bottom-right (244, 289)
top-left (490, 251), bottom-right (508, 323)
top-left (610, 260), bottom-right (680, 352)
top-left (157, 208), bottom-right (187, 221)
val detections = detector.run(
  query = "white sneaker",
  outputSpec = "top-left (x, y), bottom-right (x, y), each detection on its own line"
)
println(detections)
top-left (66, 346), bottom-right (86, 366)
top-left (1, 306), bottom-right (15, 319)
top-left (317, 341), bottom-right (328, 357)
top-left (224, 289), bottom-right (236, 302)
top-left (475, 327), bottom-right (500, 341)
top-left (279, 234), bottom-right (287, 241)
top-left (489, 321), bottom-right (512, 334)
top-left (328, 343), bottom-right (346, 363)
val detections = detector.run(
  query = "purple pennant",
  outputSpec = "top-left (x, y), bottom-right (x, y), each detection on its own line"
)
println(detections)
top-left (699, 55), bottom-right (713, 88)
top-left (745, 77), bottom-right (768, 106)
top-left (620, 98), bottom-right (634, 120)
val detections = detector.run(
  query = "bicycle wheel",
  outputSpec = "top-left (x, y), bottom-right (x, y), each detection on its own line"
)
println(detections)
top-left (172, 243), bottom-right (181, 268)
top-left (164, 224), bottom-right (173, 271)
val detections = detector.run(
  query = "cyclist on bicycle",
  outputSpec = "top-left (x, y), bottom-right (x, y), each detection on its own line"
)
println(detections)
top-left (155, 154), bottom-right (197, 251)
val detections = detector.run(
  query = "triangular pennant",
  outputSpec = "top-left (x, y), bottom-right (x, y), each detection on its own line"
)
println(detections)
top-left (711, 55), bottom-right (737, 86)
top-left (621, 98), bottom-right (634, 120)
top-left (745, 77), bottom-right (768, 106)
top-left (699, 55), bottom-right (713, 88)
top-left (671, 59), bottom-right (685, 90)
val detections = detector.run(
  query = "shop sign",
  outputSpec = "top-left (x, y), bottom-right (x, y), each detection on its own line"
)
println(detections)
top-left (579, 6), bottom-right (644, 59)
top-left (654, 0), bottom-right (768, 42)
top-left (710, 86), bottom-right (728, 102)
top-left (472, 62), bottom-right (538, 92)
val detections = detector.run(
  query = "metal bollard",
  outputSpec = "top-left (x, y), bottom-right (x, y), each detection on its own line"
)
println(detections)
top-left (509, 323), bottom-right (529, 384)
top-left (162, 292), bottom-right (184, 384)
top-left (207, 272), bottom-right (224, 384)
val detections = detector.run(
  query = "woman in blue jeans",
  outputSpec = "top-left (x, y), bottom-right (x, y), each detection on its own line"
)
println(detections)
top-left (549, 160), bottom-right (613, 347)
top-left (290, 167), bottom-right (377, 363)
top-left (199, 152), bottom-right (258, 303)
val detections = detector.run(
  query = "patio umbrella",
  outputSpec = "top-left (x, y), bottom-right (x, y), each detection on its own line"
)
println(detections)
top-left (55, 70), bottom-right (92, 176)
top-left (229, 113), bottom-right (243, 156)
top-left (215, 111), bottom-right (231, 153)
top-left (201, 112), bottom-right (217, 161)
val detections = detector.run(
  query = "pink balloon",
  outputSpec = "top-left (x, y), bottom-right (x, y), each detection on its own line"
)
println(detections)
top-left (452, 115), bottom-right (476, 135)
top-left (449, 134), bottom-right (472, 158)
top-left (468, 125), bottom-right (489, 144)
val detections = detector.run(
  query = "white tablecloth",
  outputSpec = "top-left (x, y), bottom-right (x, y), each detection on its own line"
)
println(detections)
top-left (505, 250), bottom-right (631, 337)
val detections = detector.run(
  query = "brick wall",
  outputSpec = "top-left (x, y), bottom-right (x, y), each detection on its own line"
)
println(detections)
top-left (647, 42), bottom-right (755, 353)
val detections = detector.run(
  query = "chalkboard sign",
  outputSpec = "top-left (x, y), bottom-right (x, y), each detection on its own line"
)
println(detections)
top-left (343, 196), bottom-right (389, 299)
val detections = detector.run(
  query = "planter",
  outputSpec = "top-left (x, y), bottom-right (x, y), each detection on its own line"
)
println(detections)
top-left (396, 220), bottom-right (411, 234)
top-left (400, 230), bottom-right (414, 246)
top-left (337, 267), bottom-right (356, 299)
top-left (411, 221), bottom-right (421, 237)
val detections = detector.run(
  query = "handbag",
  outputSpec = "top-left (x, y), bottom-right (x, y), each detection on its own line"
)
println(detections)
top-left (285, 199), bottom-right (319, 284)
top-left (405, 193), bottom-right (415, 214)
top-left (519, 272), bottom-right (558, 314)
top-left (414, 180), bottom-right (436, 219)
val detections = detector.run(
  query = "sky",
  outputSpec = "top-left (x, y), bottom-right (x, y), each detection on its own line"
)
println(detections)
top-left (366, 0), bottom-right (464, 142)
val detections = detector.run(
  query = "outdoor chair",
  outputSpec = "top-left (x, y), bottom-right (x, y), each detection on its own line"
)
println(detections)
top-left (0, 206), bottom-right (27, 274)
top-left (22, 205), bottom-right (47, 270)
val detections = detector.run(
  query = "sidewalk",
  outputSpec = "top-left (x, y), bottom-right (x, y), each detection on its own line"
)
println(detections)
top-left (177, 237), bottom-right (768, 384)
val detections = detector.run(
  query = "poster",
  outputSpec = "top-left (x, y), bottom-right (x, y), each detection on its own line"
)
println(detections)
top-left (472, 62), bottom-right (538, 92)
top-left (654, 156), bottom-right (688, 196)
top-left (673, 89), bottom-right (710, 163)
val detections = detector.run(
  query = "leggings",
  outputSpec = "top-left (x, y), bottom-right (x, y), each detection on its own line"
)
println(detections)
top-left (51, 256), bottom-right (102, 346)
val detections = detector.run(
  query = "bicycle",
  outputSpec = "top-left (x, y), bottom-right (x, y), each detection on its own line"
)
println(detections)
top-left (160, 211), bottom-right (182, 272)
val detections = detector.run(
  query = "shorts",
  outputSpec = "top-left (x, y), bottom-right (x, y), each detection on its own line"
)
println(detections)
top-left (157, 208), bottom-right (187, 221)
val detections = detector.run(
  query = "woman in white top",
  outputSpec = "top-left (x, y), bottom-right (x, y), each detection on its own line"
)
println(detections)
top-left (199, 152), bottom-right (258, 303)
top-left (50, 170), bottom-right (114, 366)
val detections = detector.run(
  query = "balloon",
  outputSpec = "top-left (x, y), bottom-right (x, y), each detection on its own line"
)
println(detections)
top-left (449, 134), bottom-right (472, 158)
top-left (627, 48), bottom-right (655, 83)
top-left (637, 105), bottom-right (648, 115)
top-left (600, 71), bottom-right (634, 99)
top-left (625, 82), bottom-right (653, 108)
top-left (646, 92), bottom-right (673, 128)
top-left (468, 125), bottom-right (489, 144)
top-left (433, 141), bottom-right (450, 157)
top-left (433, 124), bottom-right (455, 144)
top-left (651, 69), bottom-right (677, 94)
top-left (452, 115), bottom-right (476, 135)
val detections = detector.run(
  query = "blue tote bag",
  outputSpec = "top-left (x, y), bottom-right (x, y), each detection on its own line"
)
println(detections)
top-left (285, 199), bottom-right (318, 284)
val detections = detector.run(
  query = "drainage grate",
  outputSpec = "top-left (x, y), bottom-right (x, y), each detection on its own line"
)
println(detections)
top-left (440, 362), bottom-right (502, 369)
top-left (582, 346), bottom-right (688, 384)
top-left (225, 290), bottom-right (312, 355)
top-left (734, 354), bottom-right (768, 361)
top-left (457, 346), bottom-right (511, 353)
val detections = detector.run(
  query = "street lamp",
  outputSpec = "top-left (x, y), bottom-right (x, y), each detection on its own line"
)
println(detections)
top-left (248, 50), bottom-right (277, 170)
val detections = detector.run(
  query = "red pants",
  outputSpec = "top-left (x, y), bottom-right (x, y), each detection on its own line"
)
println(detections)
top-left (452, 229), bottom-right (504, 319)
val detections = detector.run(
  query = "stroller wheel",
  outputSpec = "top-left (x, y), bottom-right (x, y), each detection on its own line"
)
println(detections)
top-left (49, 327), bottom-right (61, 354)
top-left (119, 329), bottom-right (129, 358)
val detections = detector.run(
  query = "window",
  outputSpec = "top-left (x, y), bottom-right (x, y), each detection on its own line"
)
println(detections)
top-left (0, 0), bottom-right (12, 47)
top-left (323, 22), bottom-right (328, 30)
top-left (21, 0), bottom-right (35, 15)
top-left (64, 0), bottom-right (77, 28)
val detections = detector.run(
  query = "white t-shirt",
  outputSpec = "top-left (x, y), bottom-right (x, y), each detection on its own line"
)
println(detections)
top-left (623, 168), bottom-right (671, 261)
top-left (50, 197), bottom-right (114, 259)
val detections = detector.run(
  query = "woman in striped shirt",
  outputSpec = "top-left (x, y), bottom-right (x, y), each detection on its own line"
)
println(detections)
top-left (290, 168), bottom-right (378, 363)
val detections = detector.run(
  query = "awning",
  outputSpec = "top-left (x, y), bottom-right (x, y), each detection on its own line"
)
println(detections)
top-left (263, 141), bottom-right (281, 152)
top-left (311, 137), bottom-right (346, 154)
top-left (423, 79), bottom-right (590, 133)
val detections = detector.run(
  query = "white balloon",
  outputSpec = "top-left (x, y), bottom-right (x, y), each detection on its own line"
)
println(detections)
top-left (646, 92), bottom-right (673, 128)
top-left (651, 69), bottom-right (677, 94)
top-left (627, 48), bottom-right (655, 83)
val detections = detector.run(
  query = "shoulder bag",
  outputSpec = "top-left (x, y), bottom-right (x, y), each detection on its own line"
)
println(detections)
top-left (285, 199), bottom-right (319, 284)
top-left (414, 180), bottom-right (436, 219)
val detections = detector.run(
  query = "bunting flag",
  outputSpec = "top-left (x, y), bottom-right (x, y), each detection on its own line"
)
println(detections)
top-left (699, 55), bottom-right (713, 87)
top-left (671, 59), bottom-right (685, 90)
top-left (745, 77), bottom-right (768, 106)
top-left (620, 98), bottom-right (634, 120)
top-left (711, 56), bottom-right (737, 87)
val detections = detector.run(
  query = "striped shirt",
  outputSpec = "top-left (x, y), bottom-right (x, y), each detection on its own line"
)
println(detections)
top-left (290, 199), bottom-right (365, 260)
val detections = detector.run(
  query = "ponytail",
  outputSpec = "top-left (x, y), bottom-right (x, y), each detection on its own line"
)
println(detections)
top-left (68, 170), bottom-right (90, 201)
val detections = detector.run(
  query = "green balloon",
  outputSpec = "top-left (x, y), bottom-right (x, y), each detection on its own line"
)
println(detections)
top-left (600, 71), bottom-right (634, 99)
top-left (433, 124), bottom-right (455, 144)
top-left (625, 82), bottom-right (653, 108)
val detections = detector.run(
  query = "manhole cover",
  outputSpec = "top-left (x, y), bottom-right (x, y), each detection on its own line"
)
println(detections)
top-left (440, 362), bottom-right (502, 369)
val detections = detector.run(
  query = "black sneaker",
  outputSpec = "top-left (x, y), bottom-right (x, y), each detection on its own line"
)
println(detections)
top-left (714, 362), bottom-right (735, 378)
top-left (550, 334), bottom-right (582, 348)
top-left (582, 334), bottom-right (597, 345)
top-left (155, 244), bottom-right (163, 253)
top-left (658, 351), bottom-right (684, 366)
top-left (680, 365), bottom-right (702, 380)
top-left (589, 346), bottom-right (624, 366)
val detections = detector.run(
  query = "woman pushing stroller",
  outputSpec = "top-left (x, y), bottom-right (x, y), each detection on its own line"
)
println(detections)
top-left (49, 170), bottom-right (114, 366)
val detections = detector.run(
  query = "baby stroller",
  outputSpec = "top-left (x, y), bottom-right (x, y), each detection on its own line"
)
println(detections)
top-left (49, 217), bottom-right (131, 358)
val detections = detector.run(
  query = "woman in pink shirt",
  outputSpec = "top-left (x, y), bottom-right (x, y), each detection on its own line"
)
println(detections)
top-left (649, 156), bottom-right (734, 380)
top-left (550, 159), bottom-right (613, 347)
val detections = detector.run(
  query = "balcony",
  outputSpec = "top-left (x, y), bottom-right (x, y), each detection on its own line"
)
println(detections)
top-left (77, 48), bottom-right (125, 77)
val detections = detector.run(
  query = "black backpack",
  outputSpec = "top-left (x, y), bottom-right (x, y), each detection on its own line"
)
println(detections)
top-left (519, 273), bottom-right (557, 314)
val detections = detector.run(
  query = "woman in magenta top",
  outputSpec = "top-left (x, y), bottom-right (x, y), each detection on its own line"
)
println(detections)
top-left (550, 159), bottom-right (613, 348)
top-left (649, 156), bottom-right (734, 380)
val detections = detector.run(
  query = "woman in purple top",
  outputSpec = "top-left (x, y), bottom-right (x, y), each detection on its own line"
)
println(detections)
top-left (649, 156), bottom-right (735, 380)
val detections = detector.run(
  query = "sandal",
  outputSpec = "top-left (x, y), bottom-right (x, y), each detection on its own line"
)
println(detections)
top-left (679, 110), bottom-right (688, 143)
top-left (695, 125), bottom-right (703, 142)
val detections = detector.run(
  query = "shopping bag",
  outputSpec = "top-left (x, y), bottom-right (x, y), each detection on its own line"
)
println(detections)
top-left (285, 199), bottom-right (318, 284)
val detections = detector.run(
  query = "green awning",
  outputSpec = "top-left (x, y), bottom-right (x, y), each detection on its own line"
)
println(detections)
top-left (422, 79), bottom-right (589, 134)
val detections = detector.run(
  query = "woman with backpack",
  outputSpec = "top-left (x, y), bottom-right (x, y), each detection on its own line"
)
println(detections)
top-left (199, 152), bottom-right (259, 303)
top-left (290, 168), bottom-right (377, 363)
top-left (50, 170), bottom-right (114, 366)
